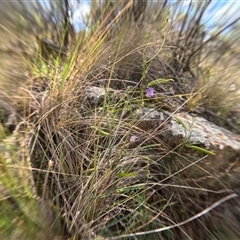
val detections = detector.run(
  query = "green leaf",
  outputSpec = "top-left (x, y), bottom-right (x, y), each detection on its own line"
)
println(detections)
top-left (147, 78), bottom-right (174, 87)
top-left (90, 126), bottom-right (110, 136)
top-left (174, 117), bottom-right (188, 130)
top-left (140, 144), bottom-right (161, 149)
top-left (116, 185), bottom-right (144, 193)
top-left (186, 145), bottom-right (215, 155)
top-left (118, 172), bottom-right (137, 178)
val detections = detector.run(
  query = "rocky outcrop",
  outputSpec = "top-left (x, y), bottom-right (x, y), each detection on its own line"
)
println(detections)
top-left (137, 108), bottom-right (240, 188)
top-left (84, 86), bottom-right (240, 190)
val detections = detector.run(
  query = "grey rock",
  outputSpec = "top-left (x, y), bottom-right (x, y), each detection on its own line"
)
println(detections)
top-left (171, 112), bottom-right (240, 151)
top-left (84, 86), bottom-right (106, 107)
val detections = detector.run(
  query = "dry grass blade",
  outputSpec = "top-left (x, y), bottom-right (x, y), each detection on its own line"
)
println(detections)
top-left (109, 193), bottom-right (238, 239)
top-left (0, 1), bottom-right (240, 239)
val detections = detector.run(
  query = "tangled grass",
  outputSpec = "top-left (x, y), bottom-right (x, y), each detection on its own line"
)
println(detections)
top-left (0, 1), bottom-right (240, 239)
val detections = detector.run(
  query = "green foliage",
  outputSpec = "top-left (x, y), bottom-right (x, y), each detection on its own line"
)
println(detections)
top-left (185, 145), bottom-right (215, 156)
top-left (147, 79), bottom-right (174, 87)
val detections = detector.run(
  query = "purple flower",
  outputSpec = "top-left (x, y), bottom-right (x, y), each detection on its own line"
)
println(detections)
top-left (146, 87), bottom-right (156, 98)
top-left (130, 135), bottom-right (138, 142)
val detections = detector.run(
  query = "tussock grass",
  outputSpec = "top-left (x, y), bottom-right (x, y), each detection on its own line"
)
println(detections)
top-left (0, 1), bottom-right (240, 239)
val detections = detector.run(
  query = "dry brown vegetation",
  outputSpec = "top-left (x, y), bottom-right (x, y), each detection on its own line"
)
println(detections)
top-left (0, 1), bottom-right (240, 239)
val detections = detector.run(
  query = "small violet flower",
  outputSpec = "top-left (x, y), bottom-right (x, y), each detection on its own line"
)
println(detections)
top-left (130, 135), bottom-right (138, 142)
top-left (146, 87), bottom-right (156, 98)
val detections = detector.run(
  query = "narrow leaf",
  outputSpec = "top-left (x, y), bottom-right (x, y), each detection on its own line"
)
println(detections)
top-left (186, 145), bottom-right (215, 155)
top-left (118, 172), bottom-right (137, 178)
top-left (148, 78), bottom-right (174, 87)
top-left (90, 126), bottom-right (110, 136)
top-left (174, 117), bottom-right (188, 130)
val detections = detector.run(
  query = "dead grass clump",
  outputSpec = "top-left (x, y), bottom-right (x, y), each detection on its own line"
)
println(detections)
top-left (0, 1), bottom-right (240, 239)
